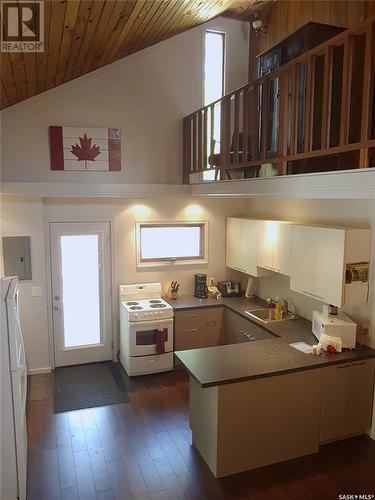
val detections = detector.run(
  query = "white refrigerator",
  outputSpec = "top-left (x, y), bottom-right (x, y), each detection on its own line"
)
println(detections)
top-left (1, 277), bottom-right (27, 500)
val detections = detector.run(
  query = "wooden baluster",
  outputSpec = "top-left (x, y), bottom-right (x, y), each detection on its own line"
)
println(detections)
top-left (203, 108), bottom-right (208, 170)
top-left (192, 113), bottom-right (198, 171)
top-left (304, 56), bottom-right (314, 153)
top-left (261, 79), bottom-right (269, 160)
top-left (250, 85), bottom-right (258, 161)
top-left (290, 65), bottom-right (297, 156)
top-left (210, 104), bottom-right (215, 171)
top-left (243, 88), bottom-right (249, 166)
top-left (182, 118), bottom-right (189, 184)
top-left (198, 110), bottom-right (203, 171)
top-left (220, 97), bottom-right (230, 180)
top-left (321, 47), bottom-right (333, 150)
top-left (278, 72), bottom-right (288, 175)
top-left (182, 117), bottom-right (190, 183)
top-left (340, 36), bottom-right (353, 146)
top-left (361, 22), bottom-right (374, 143)
top-left (233, 92), bottom-right (240, 166)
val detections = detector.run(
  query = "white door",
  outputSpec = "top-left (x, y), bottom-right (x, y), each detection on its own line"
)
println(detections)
top-left (50, 222), bottom-right (112, 367)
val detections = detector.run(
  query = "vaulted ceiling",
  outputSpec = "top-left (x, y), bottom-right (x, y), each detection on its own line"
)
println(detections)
top-left (0, 0), bottom-right (270, 110)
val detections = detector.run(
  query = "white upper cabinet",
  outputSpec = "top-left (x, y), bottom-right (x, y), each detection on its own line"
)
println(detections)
top-left (226, 218), bottom-right (371, 307)
top-left (257, 221), bottom-right (292, 275)
top-left (290, 225), bottom-right (371, 307)
top-left (226, 218), bottom-right (260, 277)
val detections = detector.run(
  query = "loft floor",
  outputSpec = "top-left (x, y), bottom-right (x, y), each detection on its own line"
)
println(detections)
top-left (27, 369), bottom-right (375, 500)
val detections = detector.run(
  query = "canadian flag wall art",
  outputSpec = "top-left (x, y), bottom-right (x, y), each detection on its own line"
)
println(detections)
top-left (49, 126), bottom-right (121, 171)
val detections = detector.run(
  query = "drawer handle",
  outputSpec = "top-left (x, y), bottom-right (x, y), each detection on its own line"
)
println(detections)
top-left (351, 361), bottom-right (366, 366)
top-left (184, 314), bottom-right (198, 318)
top-left (241, 330), bottom-right (256, 341)
top-left (184, 328), bottom-right (198, 333)
top-left (337, 364), bottom-right (351, 369)
top-left (207, 321), bottom-right (216, 326)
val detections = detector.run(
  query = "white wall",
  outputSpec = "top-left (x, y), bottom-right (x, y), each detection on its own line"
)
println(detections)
top-left (1, 195), bottom-right (246, 372)
top-left (1, 197), bottom-right (50, 372)
top-left (1, 17), bottom-right (249, 185)
top-left (244, 198), bottom-right (375, 347)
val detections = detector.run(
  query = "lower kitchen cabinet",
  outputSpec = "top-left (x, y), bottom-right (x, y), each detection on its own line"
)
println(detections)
top-left (205, 308), bottom-right (224, 347)
top-left (320, 359), bottom-right (375, 443)
top-left (174, 308), bottom-right (223, 350)
top-left (224, 308), bottom-right (275, 344)
top-left (175, 307), bottom-right (276, 351)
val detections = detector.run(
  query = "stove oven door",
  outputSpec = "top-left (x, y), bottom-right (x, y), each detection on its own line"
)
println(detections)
top-left (128, 318), bottom-right (174, 356)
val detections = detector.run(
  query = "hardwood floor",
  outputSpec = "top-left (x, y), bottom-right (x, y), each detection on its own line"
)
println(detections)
top-left (27, 368), bottom-right (375, 500)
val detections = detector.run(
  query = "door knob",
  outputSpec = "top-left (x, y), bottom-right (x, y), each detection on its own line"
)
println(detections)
top-left (54, 305), bottom-right (62, 311)
top-left (54, 295), bottom-right (60, 300)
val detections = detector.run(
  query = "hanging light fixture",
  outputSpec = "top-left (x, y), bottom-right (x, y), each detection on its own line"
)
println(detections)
top-left (252, 13), bottom-right (269, 37)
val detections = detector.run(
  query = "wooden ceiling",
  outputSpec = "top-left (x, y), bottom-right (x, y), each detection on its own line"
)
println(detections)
top-left (0, 0), bottom-right (267, 110)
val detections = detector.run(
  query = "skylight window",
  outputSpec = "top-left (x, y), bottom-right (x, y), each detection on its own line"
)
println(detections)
top-left (203, 31), bottom-right (225, 106)
top-left (203, 31), bottom-right (225, 181)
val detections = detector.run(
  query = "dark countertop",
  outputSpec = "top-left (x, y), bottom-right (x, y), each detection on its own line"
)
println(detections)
top-left (167, 295), bottom-right (375, 388)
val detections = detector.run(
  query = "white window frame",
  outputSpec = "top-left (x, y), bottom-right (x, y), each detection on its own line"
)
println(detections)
top-left (136, 221), bottom-right (208, 268)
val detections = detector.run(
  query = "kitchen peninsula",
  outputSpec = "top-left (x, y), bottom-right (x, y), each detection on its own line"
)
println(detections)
top-left (173, 296), bottom-right (375, 478)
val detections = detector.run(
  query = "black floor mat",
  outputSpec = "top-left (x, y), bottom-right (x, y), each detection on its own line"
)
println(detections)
top-left (54, 361), bottom-right (129, 413)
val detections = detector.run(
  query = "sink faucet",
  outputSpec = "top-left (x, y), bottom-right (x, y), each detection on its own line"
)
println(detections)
top-left (267, 296), bottom-right (297, 318)
top-left (280, 297), bottom-right (297, 318)
top-left (266, 297), bottom-right (277, 308)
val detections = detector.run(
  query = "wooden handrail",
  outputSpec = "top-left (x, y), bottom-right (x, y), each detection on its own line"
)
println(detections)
top-left (183, 16), bottom-right (375, 182)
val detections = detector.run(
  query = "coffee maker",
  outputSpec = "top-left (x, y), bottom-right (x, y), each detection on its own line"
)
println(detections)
top-left (194, 274), bottom-right (208, 299)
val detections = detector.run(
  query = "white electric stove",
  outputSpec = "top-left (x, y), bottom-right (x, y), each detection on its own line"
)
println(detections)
top-left (119, 283), bottom-right (174, 376)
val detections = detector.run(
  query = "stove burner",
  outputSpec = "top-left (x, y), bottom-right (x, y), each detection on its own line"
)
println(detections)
top-left (149, 299), bottom-right (162, 304)
top-left (130, 306), bottom-right (143, 310)
top-left (150, 304), bottom-right (167, 309)
top-left (126, 301), bottom-right (139, 306)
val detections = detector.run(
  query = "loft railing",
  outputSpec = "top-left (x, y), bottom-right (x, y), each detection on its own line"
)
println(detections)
top-left (183, 17), bottom-right (375, 183)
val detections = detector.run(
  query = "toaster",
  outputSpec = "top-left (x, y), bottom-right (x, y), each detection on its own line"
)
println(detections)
top-left (217, 281), bottom-right (241, 297)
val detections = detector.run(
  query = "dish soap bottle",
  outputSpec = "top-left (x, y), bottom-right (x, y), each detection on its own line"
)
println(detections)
top-left (274, 296), bottom-right (283, 320)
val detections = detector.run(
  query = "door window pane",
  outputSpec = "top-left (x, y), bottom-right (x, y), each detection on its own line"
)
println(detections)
top-left (60, 234), bottom-right (101, 348)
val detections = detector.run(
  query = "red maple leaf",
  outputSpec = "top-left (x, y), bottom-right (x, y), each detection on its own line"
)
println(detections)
top-left (71, 134), bottom-right (101, 167)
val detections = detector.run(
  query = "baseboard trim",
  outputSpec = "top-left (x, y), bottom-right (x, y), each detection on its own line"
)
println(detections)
top-left (28, 367), bottom-right (52, 375)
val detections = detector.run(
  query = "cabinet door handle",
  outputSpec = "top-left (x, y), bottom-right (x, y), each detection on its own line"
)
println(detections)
top-left (207, 321), bottom-right (216, 326)
top-left (184, 328), bottom-right (198, 333)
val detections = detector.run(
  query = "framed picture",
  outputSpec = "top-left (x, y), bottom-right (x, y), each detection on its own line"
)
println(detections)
top-left (49, 126), bottom-right (121, 171)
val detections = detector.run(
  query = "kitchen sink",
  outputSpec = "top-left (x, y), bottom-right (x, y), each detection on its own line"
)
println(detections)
top-left (244, 308), bottom-right (296, 324)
